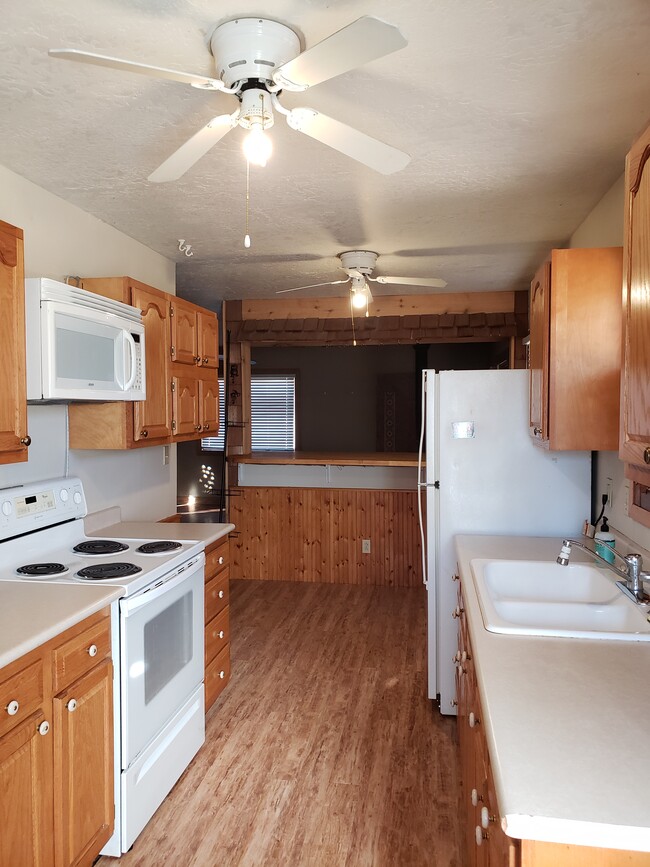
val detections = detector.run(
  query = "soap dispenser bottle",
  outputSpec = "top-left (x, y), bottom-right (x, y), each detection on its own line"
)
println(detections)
top-left (594, 517), bottom-right (616, 564)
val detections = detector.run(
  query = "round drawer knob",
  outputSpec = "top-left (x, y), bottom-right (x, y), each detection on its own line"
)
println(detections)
top-left (219, 670), bottom-right (225, 679)
top-left (6, 700), bottom-right (19, 716)
top-left (218, 630), bottom-right (224, 640)
top-left (453, 651), bottom-right (461, 664)
top-left (88, 644), bottom-right (98, 657)
top-left (38, 721), bottom-right (50, 736)
top-left (475, 826), bottom-right (488, 846)
top-left (452, 573), bottom-right (460, 581)
top-left (533, 426), bottom-right (542, 437)
top-left (452, 606), bottom-right (464, 619)
top-left (481, 806), bottom-right (495, 829)
top-left (469, 712), bottom-right (480, 728)
top-left (20, 435), bottom-right (32, 447)
top-left (141, 429), bottom-right (149, 438)
top-left (450, 699), bottom-right (458, 707)
top-left (645, 447), bottom-right (650, 465)
top-left (195, 424), bottom-right (202, 432)
top-left (461, 651), bottom-right (470, 663)
top-left (218, 590), bottom-right (224, 599)
top-left (203, 357), bottom-right (209, 364)
top-left (67, 699), bottom-right (77, 713)
top-left (218, 556), bottom-right (224, 565)
top-left (204, 424), bottom-right (210, 431)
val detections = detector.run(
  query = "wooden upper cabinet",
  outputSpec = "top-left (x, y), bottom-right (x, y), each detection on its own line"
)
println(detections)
top-left (198, 310), bottom-right (219, 369)
top-left (528, 247), bottom-right (622, 450)
top-left (132, 284), bottom-right (172, 442)
top-left (528, 261), bottom-right (550, 442)
top-left (171, 298), bottom-right (199, 365)
top-left (620, 121), bottom-right (650, 468)
top-left (199, 379), bottom-right (219, 435)
top-left (171, 300), bottom-right (219, 369)
top-left (0, 221), bottom-right (29, 465)
top-left (172, 376), bottom-right (200, 437)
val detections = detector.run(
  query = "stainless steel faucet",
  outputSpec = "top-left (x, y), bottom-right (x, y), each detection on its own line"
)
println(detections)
top-left (557, 538), bottom-right (650, 604)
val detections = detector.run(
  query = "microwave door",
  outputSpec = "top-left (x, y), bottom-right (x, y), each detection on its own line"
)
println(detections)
top-left (40, 301), bottom-right (143, 401)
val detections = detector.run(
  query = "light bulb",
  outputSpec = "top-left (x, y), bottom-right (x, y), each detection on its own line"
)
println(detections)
top-left (244, 234), bottom-right (251, 248)
top-left (351, 289), bottom-right (367, 310)
top-left (243, 123), bottom-right (272, 167)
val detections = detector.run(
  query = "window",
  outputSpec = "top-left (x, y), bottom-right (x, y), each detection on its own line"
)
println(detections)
top-left (251, 373), bottom-right (296, 451)
top-left (201, 373), bottom-right (296, 452)
top-left (201, 378), bottom-right (226, 451)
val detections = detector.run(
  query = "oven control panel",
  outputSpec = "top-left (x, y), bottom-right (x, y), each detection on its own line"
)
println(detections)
top-left (0, 476), bottom-right (87, 539)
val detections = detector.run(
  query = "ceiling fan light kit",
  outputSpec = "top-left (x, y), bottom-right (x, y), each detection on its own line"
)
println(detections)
top-left (49, 15), bottom-right (411, 181)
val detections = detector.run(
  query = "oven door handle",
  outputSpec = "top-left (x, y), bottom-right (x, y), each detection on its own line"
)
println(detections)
top-left (121, 555), bottom-right (204, 617)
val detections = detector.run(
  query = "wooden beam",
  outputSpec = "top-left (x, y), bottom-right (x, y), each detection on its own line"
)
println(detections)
top-left (242, 292), bottom-right (515, 321)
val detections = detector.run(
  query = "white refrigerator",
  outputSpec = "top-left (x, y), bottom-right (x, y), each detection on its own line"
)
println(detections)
top-left (417, 369), bottom-right (591, 714)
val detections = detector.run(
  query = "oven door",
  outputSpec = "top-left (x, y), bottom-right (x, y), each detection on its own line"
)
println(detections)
top-left (119, 554), bottom-right (204, 768)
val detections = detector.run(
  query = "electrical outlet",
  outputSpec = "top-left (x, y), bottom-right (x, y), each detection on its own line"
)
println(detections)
top-left (605, 477), bottom-right (613, 509)
top-left (624, 481), bottom-right (630, 516)
top-left (162, 445), bottom-right (170, 466)
top-left (362, 539), bottom-right (371, 554)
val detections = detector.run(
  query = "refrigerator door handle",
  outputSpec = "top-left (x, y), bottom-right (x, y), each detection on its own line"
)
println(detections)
top-left (418, 372), bottom-right (428, 586)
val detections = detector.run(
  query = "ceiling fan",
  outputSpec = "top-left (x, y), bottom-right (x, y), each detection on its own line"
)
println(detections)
top-left (276, 251), bottom-right (448, 311)
top-left (49, 16), bottom-right (411, 181)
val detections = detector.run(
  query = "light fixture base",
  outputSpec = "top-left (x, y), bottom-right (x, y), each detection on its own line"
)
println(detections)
top-left (209, 18), bottom-right (301, 89)
top-left (339, 250), bottom-right (379, 275)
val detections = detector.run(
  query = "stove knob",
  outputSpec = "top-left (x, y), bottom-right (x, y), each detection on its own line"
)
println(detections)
top-left (2, 501), bottom-right (12, 517)
top-left (60, 489), bottom-right (69, 503)
top-left (73, 492), bottom-right (82, 505)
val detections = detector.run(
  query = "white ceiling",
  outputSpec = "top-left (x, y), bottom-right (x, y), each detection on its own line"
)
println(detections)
top-left (2, 1), bottom-right (650, 309)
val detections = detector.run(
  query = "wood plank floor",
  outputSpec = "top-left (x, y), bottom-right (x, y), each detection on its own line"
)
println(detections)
top-left (99, 580), bottom-right (462, 866)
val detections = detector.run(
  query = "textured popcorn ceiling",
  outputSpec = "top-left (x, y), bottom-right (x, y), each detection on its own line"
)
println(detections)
top-left (1, 0), bottom-right (650, 308)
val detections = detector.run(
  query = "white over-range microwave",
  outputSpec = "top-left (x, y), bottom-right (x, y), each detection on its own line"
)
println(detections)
top-left (25, 278), bottom-right (146, 402)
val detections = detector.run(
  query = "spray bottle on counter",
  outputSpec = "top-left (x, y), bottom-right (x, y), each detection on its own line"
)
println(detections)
top-left (594, 516), bottom-right (616, 564)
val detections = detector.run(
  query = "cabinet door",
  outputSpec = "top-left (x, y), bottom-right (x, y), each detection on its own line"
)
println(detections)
top-left (621, 124), bottom-right (650, 466)
top-left (528, 260), bottom-right (550, 443)
top-left (0, 711), bottom-right (54, 867)
top-left (197, 311), bottom-right (219, 369)
top-left (0, 222), bottom-right (28, 465)
top-left (172, 376), bottom-right (200, 436)
top-left (132, 285), bottom-right (173, 442)
top-left (171, 299), bottom-right (198, 366)
top-left (199, 379), bottom-right (219, 435)
top-left (53, 660), bottom-right (113, 867)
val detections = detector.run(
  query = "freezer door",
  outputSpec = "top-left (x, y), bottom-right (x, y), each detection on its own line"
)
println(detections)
top-left (420, 371), bottom-right (440, 701)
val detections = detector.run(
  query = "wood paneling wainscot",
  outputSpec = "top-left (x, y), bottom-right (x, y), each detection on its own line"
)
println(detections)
top-left (230, 487), bottom-right (422, 586)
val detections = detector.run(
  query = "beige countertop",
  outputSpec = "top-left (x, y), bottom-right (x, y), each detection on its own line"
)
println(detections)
top-left (455, 534), bottom-right (650, 853)
top-left (230, 451), bottom-right (421, 467)
top-left (87, 520), bottom-right (235, 548)
top-left (0, 582), bottom-right (121, 670)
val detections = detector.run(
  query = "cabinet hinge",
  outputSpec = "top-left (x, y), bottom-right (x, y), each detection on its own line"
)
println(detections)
top-left (171, 379), bottom-right (176, 392)
top-left (170, 345), bottom-right (176, 358)
top-left (171, 420), bottom-right (176, 432)
top-left (170, 305), bottom-right (175, 317)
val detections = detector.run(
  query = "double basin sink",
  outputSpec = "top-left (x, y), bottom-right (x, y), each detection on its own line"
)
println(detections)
top-left (471, 558), bottom-right (650, 641)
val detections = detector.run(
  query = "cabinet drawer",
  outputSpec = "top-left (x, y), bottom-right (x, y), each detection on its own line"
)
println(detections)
top-left (53, 616), bottom-right (111, 693)
top-left (205, 540), bottom-right (229, 579)
top-left (205, 645), bottom-right (230, 711)
top-left (205, 607), bottom-right (229, 666)
top-left (0, 658), bottom-right (44, 738)
top-left (205, 571), bottom-right (229, 623)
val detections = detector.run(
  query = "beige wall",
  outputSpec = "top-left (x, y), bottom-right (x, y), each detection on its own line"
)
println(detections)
top-left (0, 164), bottom-right (177, 521)
top-left (569, 173), bottom-right (650, 550)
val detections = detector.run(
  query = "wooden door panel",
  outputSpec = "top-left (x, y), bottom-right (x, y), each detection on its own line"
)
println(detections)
top-left (132, 285), bottom-right (172, 442)
top-left (199, 379), bottom-right (219, 435)
top-left (528, 260), bottom-right (550, 442)
top-left (198, 311), bottom-right (219, 369)
top-left (0, 711), bottom-right (54, 867)
top-left (171, 300), bottom-right (198, 366)
top-left (54, 660), bottom-right (113, 867)
top-left (173, 376), bottom-right (200, 436)
top-left (0, 223), bottom-right (28, 464)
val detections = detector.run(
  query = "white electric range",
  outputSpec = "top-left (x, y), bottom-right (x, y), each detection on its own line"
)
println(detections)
top-left (0, 476), bottom-right (206, 856)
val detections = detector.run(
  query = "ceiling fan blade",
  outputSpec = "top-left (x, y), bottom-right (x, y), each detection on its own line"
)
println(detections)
top-left (287, 108), bottom-right (410, 175)
top-left (373, 276), bottom-right (448, 288)
top-left (272, 16), bottom-right (406, 91)
top-left (48, 49), bottom-right (224, 90)
top-left (148, 115), bottom-right (237, 183)
top-left (276, 279), bottom-right (349, 295)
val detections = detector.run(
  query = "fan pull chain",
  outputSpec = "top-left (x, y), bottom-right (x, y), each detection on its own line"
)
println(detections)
top-left (244, 159), bottom-right (251, 248)
top-left (349, 293), bottom-right (357, 346)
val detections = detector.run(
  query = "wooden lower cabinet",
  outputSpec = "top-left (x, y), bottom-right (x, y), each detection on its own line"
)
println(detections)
top-left (204, 536), bottom-right (231, 713)
top-left (0, 609), bottom-right (113, 867)
top-left (456, 583), bottom-right (650, 866)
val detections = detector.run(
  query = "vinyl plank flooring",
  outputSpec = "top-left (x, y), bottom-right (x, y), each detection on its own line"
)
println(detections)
top-left (98, 580), bottom-right (462, 867)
